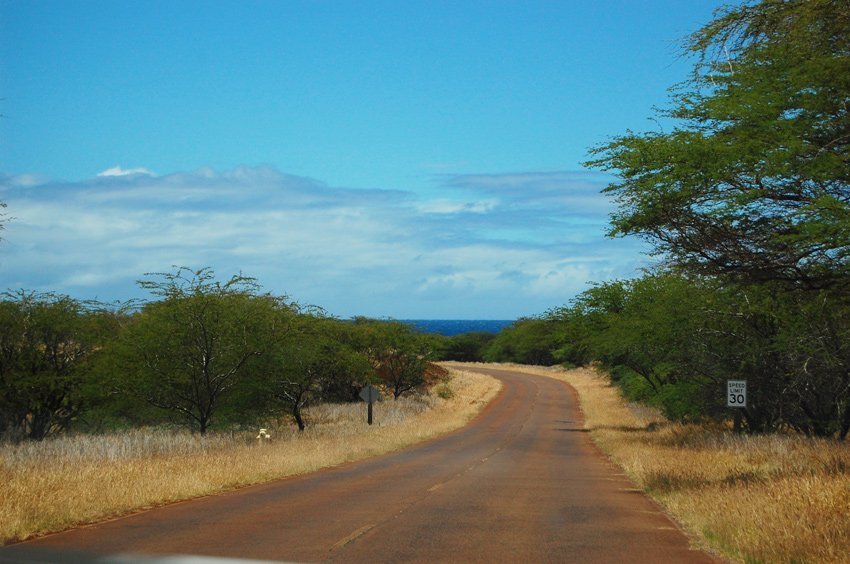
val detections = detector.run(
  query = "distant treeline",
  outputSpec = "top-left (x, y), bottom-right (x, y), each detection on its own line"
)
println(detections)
top-left (4, 266), bottom-right (848, 441)
top-left (0, 267), bottom-right (448, 441)
top-left (432, 273), bottom-right (850, 439)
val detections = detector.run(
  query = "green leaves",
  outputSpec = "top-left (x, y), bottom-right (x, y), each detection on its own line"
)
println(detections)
top-left (546, 273), bottom-right (850, 436)
top-left (111, 268), bottom-right (293, 434)
top-left (0, 291), bottom-right (113, 440)
top-left (356, 320), bottom-right (436, 399)
top-left (587, 0), bottom-right (850, 290)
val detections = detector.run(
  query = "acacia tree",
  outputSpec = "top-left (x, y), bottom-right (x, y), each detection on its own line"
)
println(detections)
top-left (0, 291), bottom-right (112, 440)
top-left (482, 318), bottom-right (560, 365)
top-left (113, 268), bottom-right (293, 434)
top-left (356, 320), bottom-right (440, 399)
top-left (434, 332), bottom-right (495, 363)
top-left (261, 315), bottom-right (370, 431)
top-left (587, 0), bottom-right (850, 291)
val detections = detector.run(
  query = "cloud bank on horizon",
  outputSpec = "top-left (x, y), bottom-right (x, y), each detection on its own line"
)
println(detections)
top-left (0, 165), bottom-right (647, 319)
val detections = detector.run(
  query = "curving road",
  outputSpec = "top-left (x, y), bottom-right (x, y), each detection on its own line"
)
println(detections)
top-left (2, 367), bottom-right (716, 563)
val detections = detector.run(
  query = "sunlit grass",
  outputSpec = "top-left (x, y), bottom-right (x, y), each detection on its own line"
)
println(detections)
top-left (473, 362), bottom-right (850, 563)
top-left (0, 368), bottom-right (500, 546)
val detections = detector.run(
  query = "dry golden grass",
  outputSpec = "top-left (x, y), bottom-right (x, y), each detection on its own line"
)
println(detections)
top-left (478, 362), bottom-right (850, 564)
top-left (0, 368), bottom-right (500, 546)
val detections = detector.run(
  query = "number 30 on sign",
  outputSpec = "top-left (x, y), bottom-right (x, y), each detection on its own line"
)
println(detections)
top-left (727, 380), bottom-right (747, 408)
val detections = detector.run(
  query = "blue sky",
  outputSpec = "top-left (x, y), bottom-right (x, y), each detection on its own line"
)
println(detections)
top-left (0, 0), bottom-right (728, 319)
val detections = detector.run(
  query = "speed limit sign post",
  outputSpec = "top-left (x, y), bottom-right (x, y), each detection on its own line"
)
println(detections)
top-left (727, 380), bottom-right (747, 433)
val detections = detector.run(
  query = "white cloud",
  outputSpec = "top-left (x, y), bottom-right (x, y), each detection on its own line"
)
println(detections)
top-left (415, 199), bottom-right (498, 215)
top-left (0, 165), bottom-right (648, 318)
top-left (96, 166), bottom-right (155, 177)
top-left (527, 263), bottom-right (598, 297)
top-left (0, 173), bottom-right (50, 187)
top-left (437, 171), bottom-right (616, 216)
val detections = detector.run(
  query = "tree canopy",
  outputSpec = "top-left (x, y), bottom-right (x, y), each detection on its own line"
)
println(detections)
top-left (112, 268), bottom-right (295, 434)
top-left (587, 0), bottom-right (850, 290)
top-left (570, 0), bottom-right (850, 437)
top-left (0, 291), bottom-right (116, 440)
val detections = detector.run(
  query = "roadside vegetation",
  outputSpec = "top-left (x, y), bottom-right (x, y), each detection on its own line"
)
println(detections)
top-left (0, 267), bottom-right (452, 442)
top-left (0, 367), bottom-right (500, 545)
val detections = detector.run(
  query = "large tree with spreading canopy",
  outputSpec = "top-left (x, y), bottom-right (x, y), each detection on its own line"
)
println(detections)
top-left (587, 0), bottom-right (850, 290)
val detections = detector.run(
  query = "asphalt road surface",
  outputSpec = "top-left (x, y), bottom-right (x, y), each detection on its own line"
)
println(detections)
top-left (2, 367), bottom-right (716, 563)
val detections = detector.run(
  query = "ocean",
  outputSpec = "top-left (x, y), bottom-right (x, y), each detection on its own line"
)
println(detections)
top-left (401, 319), bottom-right (515, 336)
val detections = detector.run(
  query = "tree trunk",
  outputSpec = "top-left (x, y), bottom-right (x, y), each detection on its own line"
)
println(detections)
top-left (293, 403), bottom-right (305, 431)
top-left (839, 402), bottom-right (850, 441)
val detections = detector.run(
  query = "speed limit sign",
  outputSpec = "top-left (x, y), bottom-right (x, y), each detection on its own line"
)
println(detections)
top-left (727, 380), bottom-right (747, 408)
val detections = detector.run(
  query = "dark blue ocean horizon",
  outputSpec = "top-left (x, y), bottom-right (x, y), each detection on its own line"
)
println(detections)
top-left (400, 319), bottom-right (515, 336)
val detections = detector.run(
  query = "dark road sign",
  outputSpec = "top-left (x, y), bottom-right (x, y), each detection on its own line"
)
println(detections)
top-left (359, 385), bottom-right (381, 404)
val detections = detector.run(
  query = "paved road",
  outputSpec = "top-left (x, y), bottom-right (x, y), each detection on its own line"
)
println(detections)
top-left (2, 367), bottom-right (716, 563)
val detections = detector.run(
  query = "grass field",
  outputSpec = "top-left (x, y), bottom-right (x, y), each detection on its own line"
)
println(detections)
top-left (0, 367), bottom-right (500, 546)
top-left (480, 363), bottom-right (850, 564)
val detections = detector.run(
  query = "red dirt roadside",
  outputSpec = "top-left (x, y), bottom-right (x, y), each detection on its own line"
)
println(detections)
top-left (1, 367), bottom-right (718, 563)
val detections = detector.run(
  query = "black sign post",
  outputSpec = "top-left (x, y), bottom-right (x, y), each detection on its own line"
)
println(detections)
top-left (359, 385), bottom-right (381, 425)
